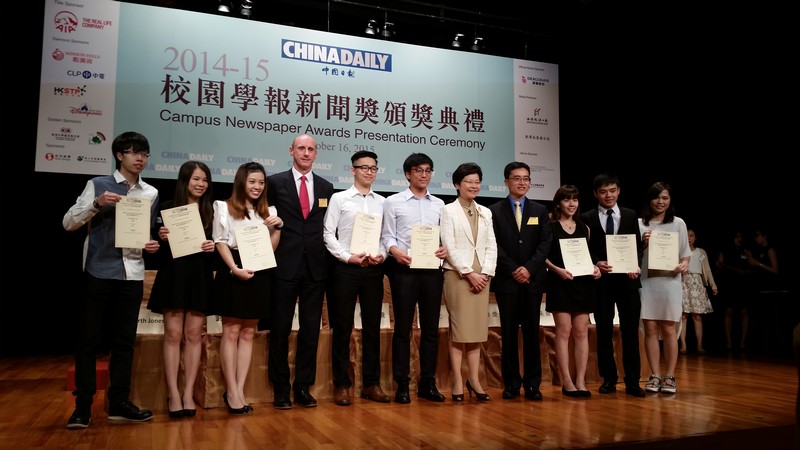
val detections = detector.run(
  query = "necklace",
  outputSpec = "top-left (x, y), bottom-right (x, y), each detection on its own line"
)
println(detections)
top-left (559, 220), bottom-right (576, 231)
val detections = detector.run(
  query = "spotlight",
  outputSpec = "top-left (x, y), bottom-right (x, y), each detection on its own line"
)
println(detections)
top-left (470, 37), bottom-right (484, 52)
top-left (365, 19), bottom-right (378, 36)
top-left (381, 22), bottom-right (395, 38)
top-left (217, 1), bottom-right (232, 13)
top-left (452, 33), bottom-right (465, 48)
top-left (239, 0), bottom-right (253, 19)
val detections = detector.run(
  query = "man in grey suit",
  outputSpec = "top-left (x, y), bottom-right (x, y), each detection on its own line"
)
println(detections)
top-left (489, 162), bottom-right (552, 400)
top-left (580, 173), bottom-right (646, 397)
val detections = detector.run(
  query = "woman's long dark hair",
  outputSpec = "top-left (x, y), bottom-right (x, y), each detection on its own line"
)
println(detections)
top-left (174, 160), bottom-right (214, 235)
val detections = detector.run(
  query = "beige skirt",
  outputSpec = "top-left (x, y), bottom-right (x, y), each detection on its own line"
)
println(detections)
top-left (443, 269), bottom-right (489, 343)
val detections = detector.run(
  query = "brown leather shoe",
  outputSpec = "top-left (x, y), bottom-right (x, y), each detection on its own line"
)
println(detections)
top-left (334, 386), bottom-right (352, 406)
top-left (361, 385), bottom-right (391, 403)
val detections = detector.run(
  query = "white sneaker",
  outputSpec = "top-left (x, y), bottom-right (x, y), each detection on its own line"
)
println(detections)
top-left (660, 375), bottom-right (676, 394)
top-left (645, 374), bottom-right (661, 393)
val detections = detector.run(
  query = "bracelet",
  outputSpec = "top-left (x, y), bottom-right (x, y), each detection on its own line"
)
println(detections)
top-left (92, 198), bottom-right (100, 209)
top-left (274, 223), bottom-right (283, 230)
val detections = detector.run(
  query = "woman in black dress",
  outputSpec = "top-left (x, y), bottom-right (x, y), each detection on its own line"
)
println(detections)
top-left (545, 185), bottom-right (600, 398)
top-left (147, 161), bottom-right (215, 418)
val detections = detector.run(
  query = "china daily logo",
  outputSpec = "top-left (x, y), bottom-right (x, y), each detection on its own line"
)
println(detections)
top-left (281, 39), bottom-right (392, 72)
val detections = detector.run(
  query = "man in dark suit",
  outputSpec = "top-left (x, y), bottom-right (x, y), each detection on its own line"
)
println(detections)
top-left (267, 134), bottom-right (334, 409)
top-left (489, 162), bottom-right (552, 400)
top-left (580, 173), bottom-right (646, 397)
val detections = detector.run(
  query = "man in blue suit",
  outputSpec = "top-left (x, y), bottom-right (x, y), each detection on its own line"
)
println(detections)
top-left (489, 162), bottom-right (552, 400)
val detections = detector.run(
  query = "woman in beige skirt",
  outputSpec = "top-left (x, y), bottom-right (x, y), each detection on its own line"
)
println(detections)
top-left (440, 162), bottom-right (497, 402)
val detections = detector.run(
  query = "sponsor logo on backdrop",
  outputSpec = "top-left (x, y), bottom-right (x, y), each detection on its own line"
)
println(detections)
top-left (67, 69), bottom-right (105, 80)
top-left (44, 152), bottom-right (71, 162)
top-left (76, 155), bottom-right (109, 164)
top-left (54, 85), bottom-right (86, 96)
top-left (54, 11), bottom-right (79, 34)
top-left (89, 131), bottom-right (107, 145)
top-left (281, 39), bottom-right (392, 72)
top-left (69, 104), bottom-right (102, 117)
top-left (52, 127), bottom-right (79, 142)
top-left (52, 48), bottom-right (101, 65)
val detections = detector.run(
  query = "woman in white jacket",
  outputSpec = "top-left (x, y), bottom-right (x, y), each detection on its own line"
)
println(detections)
top-left (440, 162), bottom-right (497, 402)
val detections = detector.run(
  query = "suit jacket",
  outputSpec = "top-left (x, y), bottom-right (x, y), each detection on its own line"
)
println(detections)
top-left (489, 197), bottom-right (552, 295)
top-left (440, 201), bottom-right (497, 276)
top-left (580, 206), bottom-right (643, 290)
top-left (267, 169), bottom-right (334, 281)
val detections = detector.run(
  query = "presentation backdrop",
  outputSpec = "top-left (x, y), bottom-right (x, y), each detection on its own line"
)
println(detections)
top-left (36, 0), bottom-right (560, 199)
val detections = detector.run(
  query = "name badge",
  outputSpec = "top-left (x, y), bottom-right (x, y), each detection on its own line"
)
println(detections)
top-left (318, 198), bottom-right (328, 207)
top-left (527, 217), bottom-right (538, 225)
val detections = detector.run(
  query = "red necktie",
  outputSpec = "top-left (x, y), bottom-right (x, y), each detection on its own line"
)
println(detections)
top-left (300, 175), bottom-right (310, 219)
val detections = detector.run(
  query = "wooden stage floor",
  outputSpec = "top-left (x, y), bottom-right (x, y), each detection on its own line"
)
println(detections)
top-left (0, 351), bottom-right (797, 449)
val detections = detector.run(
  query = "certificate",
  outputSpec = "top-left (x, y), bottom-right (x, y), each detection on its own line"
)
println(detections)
top-left (233, 224), bottom-right (276, 271)
top-left (559, 237), bottom-right (594, 276)
top-left (115, 196), bottom-right (151, 248)
top-left (161, 203), bottom-right (206, 259)
top-left (648, 230), bottom-right (679, 271)
top-left (606, 234), bottom-right (639, 273)
top-left (349, 211), bottom-right (381, 256)
top-left (409, 224), bottom-right (440, 269)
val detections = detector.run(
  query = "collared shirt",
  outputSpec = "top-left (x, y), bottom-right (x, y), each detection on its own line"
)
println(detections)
top-left (62, 170), bottom-right (159, 281)
top-left (598, 205), bottom-right (619, 234)
top-left (381, 188), bottom-right (444, 254)
top-left (292, 167), bottom-right (314, 212)
top-left (508, 196), bottom-right (525, 210)
top-left (323, 185), bottom-right (387, 262)
top-left (212, 201), bottom-right (278, 250)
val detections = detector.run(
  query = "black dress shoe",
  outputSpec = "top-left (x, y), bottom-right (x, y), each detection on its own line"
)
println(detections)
top-left (577, 390), bottom-right (592, 398)
top-left (524, 386), bottom-right (543, 400)
top-left (273, 392), bottom-right (293, 410)
top-left (294, 388), bottom-right (317, 408)
top-left (183, 408), bottom-right (197, 417)
top-left (395, 384), bottom-right (411, 404)
top-left (66, 409), bottom-right (91, 429)
top-left (168, 409), bottom-right (185, 419)
top-left (599, 381), bottom-right (617, 394)
top-left (625, 385), bottom-right (646, 398)
top-left (502, 387), bottom-right (520, 399)
top-left (418, 385), bottom-right (445, 402)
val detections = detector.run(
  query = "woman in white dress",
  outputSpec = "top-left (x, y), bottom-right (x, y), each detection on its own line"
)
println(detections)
top-left (639, 182), bottom-right (691, 394)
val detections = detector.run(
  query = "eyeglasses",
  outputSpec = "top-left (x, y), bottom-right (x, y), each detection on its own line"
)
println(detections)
top-left (507, 176), bottom-right (531, 183)
top-left (354, 165), bottom-right (378, 173)
top-left (411, 168), bottom-right (434, 175)
top-left (122, 150), bottom-right (150, 158)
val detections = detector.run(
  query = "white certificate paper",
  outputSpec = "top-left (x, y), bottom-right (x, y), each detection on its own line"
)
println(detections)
top-left (648, 230), bottom-right (679, 271)
top-left (410, 224), bottom-right (440, 269)
top-left (349, 211), bottom-right (381, 256)
top-left (115, 196), bottom-right (151, 248)
top-left (606, 234), bottom-right (639, 274)
top-left (559, 237), bottom-right (594, 276)
top-left (161, 203), bottom-right (206, 259)
top-left (233, 224), bottom-right (276, 272)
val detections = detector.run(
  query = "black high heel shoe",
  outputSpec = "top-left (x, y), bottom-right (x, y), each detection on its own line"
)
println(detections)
top-left (168, 397), bottom-right (185, 418)
top-left (223, 392), bottom-right (249, 415)
top-left (452, 386), bottom-right (464, 402)
top-left (465, 380), bottom-right (489, 402)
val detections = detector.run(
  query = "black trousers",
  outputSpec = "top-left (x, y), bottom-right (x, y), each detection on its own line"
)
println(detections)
top-left (329, 262), bottom-right (385, 388)
top-left (494, 285), bottom-right (542, 390)
top-left (268, 255), bottom-right (325, 394)
top-left (387, 263), bottom-right (443, 386)
top-left (74, 273), bottom-right (142, 409)
top-left (595, 280), bottom-right (642, 385)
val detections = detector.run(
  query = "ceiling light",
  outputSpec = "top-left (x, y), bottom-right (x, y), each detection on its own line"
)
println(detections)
top-left (452, 33), bottom-right (465, 48)
top-left (381, 22), bottom-right (395, 38)
top-left (365, 19), bottom-right (378, 36)
top-left (239, 0), bottom-right (253, 19)
top-left (471, 37), bottom-right (484, 52)
top-left (217, 1), bottom-right (232, 14)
